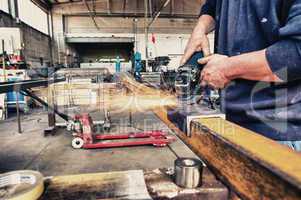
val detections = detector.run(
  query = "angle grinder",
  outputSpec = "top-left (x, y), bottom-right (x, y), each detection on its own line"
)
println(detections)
top-left (175, 51), bottom-right (205, 101)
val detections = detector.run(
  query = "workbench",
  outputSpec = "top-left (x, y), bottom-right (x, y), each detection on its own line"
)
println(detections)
top-left (120, 73), bottom-right (301, 200)
top-left (39, 167), bottom-right (228, 200)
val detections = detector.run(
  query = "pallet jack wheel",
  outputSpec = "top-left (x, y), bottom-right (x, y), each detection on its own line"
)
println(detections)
top-left (153, 143), bottom-right (167, 147)
top-left (72, 137), bottom-right (84, 149)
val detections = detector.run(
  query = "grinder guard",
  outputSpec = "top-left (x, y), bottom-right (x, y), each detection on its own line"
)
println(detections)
top-left (175, 52), bottom-right (205, 101)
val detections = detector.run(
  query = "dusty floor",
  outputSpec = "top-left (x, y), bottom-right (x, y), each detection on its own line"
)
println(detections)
top-left (0, 108), bottom-right (197, 176)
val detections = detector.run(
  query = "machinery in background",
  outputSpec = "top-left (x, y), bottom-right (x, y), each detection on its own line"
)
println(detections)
top-left (134, 52), bottom-right (142, 81)
top-left (135, 54), bottom-right (171, 87)
top-left (149, 56), bottom-right (171, 72)
top-left (0, 69), bottom-right (31, 120)
top-left (80, 57), bottom-right (132, 74)
top-left (0, 54), bottom-right (27, 70)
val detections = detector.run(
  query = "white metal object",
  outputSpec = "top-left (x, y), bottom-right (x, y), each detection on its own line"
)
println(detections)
top-left (72, 137), bottom-right (84, 149)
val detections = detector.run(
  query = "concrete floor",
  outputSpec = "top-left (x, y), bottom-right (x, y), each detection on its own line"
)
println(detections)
top-left (0, 109), bottom-right (197, 176)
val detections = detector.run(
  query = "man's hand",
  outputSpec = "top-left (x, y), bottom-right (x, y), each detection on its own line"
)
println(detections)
top-left (198, 54), bottom-right (232, 89)
top-left (180, 34), bottom-right (211, 65)
top-left (180, 15), bottom-right (215, 65)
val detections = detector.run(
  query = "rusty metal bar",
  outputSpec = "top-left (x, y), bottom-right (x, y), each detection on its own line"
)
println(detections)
top-left (120, 73), bottom-right (301, 200)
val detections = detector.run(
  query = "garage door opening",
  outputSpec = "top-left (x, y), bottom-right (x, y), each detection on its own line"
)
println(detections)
top-left (69, 42), bottom-right (134, 73)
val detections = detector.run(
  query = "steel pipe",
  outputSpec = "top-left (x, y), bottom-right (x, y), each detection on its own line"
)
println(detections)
top-left (174, 157), bottom-right (203, 188)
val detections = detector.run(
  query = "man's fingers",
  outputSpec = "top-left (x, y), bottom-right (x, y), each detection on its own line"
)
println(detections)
top-left (200, 80), bottom-right (207, 87)
top-left (198, 55), bottom-right (214, 64)
top-left (180, 35), bottom-right (210, 65)
top-left (180, 47), bottom-right (195, 65)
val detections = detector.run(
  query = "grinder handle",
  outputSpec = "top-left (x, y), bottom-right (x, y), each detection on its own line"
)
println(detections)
top-left (184, 51), bottom-right (204, 69)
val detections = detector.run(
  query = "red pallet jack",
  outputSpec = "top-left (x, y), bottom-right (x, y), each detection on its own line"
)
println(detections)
top-left (71, 114), bottom-right (176, 149)
top-left (21, 89), bottom-right (176, 150)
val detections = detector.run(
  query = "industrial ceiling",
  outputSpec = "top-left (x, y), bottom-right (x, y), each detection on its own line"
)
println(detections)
top-left (32, 0), bottom-right (204, 18)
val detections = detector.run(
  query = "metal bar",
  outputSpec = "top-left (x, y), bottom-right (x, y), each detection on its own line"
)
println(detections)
top-left (0, 78), bottom-right (65, 94)
top-left (15, 91), bottom-right (22, 133)
top-left (188, 118), bottom-right (301, 200)
top-left (22, 89), bottom-right (70, 122)
top-left (120, 73), bottom-right (301, 200)
top-left (148, 0), bottom-right (171, 27)
top-left (82, 0), bottom-right (100, 30)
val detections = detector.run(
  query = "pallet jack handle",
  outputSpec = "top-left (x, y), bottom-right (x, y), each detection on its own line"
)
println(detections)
top-left (22, 89), bottom-right (71, 122)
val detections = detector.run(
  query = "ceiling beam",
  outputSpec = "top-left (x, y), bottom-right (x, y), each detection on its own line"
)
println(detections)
top-left (65, 12), bottom-right (198, 19)
top-left (106, 0), bottom-right (111, 14)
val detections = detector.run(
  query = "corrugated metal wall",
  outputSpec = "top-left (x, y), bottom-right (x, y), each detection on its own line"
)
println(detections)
top-left (65, 16), bottom-right (196, 34)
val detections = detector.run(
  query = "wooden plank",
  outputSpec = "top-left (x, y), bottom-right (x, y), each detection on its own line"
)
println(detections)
top-left (40, 169), bottom-right (228, 200)
top-left (40, 170), bottom-right (152, 200)
top-left (120, 73), bottom-right (301, 200)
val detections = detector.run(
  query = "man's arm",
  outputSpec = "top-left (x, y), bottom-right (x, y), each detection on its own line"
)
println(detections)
top-left (200, 0), bottom-right (301, 88)
top-left (225, 50), bottom-right (281, 82)
top-left (198, 50), bottom-right (281, 89)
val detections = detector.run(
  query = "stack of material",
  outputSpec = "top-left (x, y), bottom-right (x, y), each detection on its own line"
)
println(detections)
top-left (50, 80), bottom-right (118, 107)
top-left (32, 68), bottom-right (119, 113)
top-left (141, 72), bottom-right (161, 86)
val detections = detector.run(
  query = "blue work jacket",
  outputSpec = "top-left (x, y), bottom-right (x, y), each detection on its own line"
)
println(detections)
top-left (201, 0), bottom-right (301, 141)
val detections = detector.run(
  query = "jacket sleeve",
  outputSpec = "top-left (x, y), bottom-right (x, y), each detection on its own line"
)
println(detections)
top-left (199, 0), bottom-right (217, 18)
top-left (266, 0), bottom-right (301, 81)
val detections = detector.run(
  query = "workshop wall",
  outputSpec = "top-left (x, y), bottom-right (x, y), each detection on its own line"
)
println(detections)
top-left (0, 10), bottom-right (52, 68)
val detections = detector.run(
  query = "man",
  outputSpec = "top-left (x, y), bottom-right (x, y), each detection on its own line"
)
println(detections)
top-left (181, 0), bottom-right (301, 150)
top-left (115, 56), bottom-right (121, 73)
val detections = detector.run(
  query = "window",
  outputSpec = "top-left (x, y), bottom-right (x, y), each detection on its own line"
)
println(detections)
top-left (0, 0), bottom-right (9, 13)
top-left (17, 0), bottom-right (48, 35)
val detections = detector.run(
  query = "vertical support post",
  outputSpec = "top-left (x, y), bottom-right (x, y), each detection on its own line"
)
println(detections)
top-left (133, 18), bottom-right (138, 53)
top-left (16, 91), bottom-right (22, 133)
top-left (13, 0), bottom-right (19, 19)
top-left (47, 11), bottom-right (53, 67)
top-left (48, 75), bottom-right (56, 128)
top-left (7, 0), bottom-right (12, 16)
top-left (125, 87), bottom-right (133, 126)
top-left (2, 40), bottom-right (7, 82)
top-left (1, 39), bottom-right (7, 120)
top-left (48, 90), bottom-right (56, 127)
top-left (144, 0), bottom-right (149, 71)
top-left (129, 106), bottom-right (133, 126)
